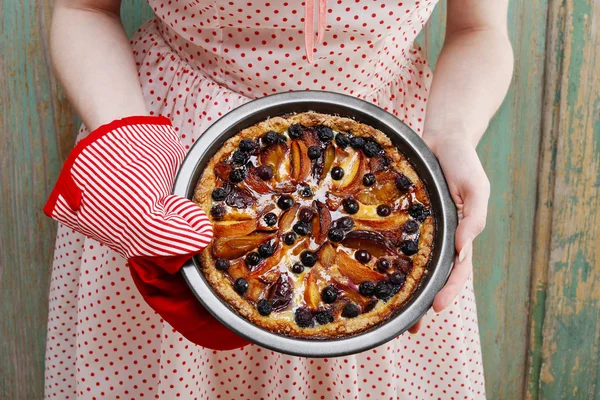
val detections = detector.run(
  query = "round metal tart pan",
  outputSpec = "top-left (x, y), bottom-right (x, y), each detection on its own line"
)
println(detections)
top-left (173, 91), bottom-right (458, 357)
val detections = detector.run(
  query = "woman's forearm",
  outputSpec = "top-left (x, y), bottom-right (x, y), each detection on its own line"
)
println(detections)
top-left (423, 28), bottom-right (514, 150)
top-left (51, 0), bottom-right (148, 131)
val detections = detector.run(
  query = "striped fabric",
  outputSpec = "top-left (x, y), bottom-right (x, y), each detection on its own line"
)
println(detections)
top-left (44, 116), bottom-right (213, 262)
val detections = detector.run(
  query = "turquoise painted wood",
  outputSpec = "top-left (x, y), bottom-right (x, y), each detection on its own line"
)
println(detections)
top-left (1, 0), bottom-right (598, 398)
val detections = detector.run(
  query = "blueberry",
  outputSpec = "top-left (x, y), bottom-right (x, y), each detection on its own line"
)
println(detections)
top-left (335, 216), bottom-right (354, 231)
top-left (408, 204), bottom-right (430, 222)
top-left (299, 185), bottom-right (313, 198)
top-left (298, 207), bottom-right (315, 222)
top-left (343, 198), bottom-right (359, 214)
top-left (307, 145), bottom-right (322, 160)
top-left (315, 310), bottom-right (334, 325)
top-left (376, 258), bottom-right (392, 272)
top-left (358, 281), bottom-right (375, 296)
top-left (395, 173), bottom-right (413, 192)
top-left (211, 187), bottom-right (228, 201)
top-left (210, 204), bottom-right (226, 220)
top-left (321, 285), bottom-right (338, 303)
top-left (374, 281), bottom-right (392, 299)
top-left (288, 124), bottom-right (305, 139)
top-left (215, 258), bottom-right (230, 271)
top-left (390, 272), bottom-right (407, 286)
top-left (239, 139), bottom-right (257, 153)
top-left (245, 252), bottom-right (262, 267)
top-left (335, 133), bottom-right (351, 148)
top-left (293, 221), bottom-right (311, 236)
top-left (341, 303), bottom-right (360, 318)
top-left (316, 125), bottom-right (334, 142)
top-left (283, 232), bottom-right (297, 245)
top-left (331, 166), bottom-right (345, 180)
top-left (258, 243), bottom-right (275, 258)
top-left (256, 165), bottom-right (274, 180)
top-left (295, 307), bottom-right (314, 328)
top-left (350, 136), bottom-right (365, 149)
top-left (257, 299), bottom-right (273, 316)
top-left (262, 131), bottom-right (281, 146)
top-left (232, 150), bottom-right (250, 165)
top-left (263, 212), bottom-right (278, 226)
top-left (229, 168), bottom-right (247, 183)
top-left (363, 140), bottom-right (382, 157)
top-left (355, 250), bottom-right (371, 264)
top-left (328, 228), bottom-right (345, 242)
top-left (277, 195), bottom-right (295, 210)
top-left (362, 173), bottom-right (376, 186)
top-left (401, 239), bottom-right (419, 256)
top-left (402, 220), bottom-right (419, 234)
top-left (376, 205), bottom-right (391, 217)
top-left (233, 278), bottom-right (249, 294)
top-left (290, 262), bottom-right (305, 274)
top-left (300, 251), bottom-right (318, 267)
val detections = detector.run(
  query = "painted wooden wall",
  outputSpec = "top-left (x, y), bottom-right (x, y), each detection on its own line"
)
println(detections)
top-left (0, 0), bottom-right (598, 399)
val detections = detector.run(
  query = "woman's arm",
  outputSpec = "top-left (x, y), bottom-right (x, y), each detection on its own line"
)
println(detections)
top-left (412, 0), bottom-right (514, 332)
top-left (51, 0), bottom-right (148, 131)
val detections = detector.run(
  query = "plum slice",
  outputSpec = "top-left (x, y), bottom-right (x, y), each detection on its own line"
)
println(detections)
top-left (212, 232), bottom-right (275, 259)
top-left (340, 230), bottom-right (398, 257)
top-left (290, 140), bottom-right (311, 183)
top-left (311, 200), bottom-right (332, 245)
top-left (213, 219), bottom-right (257, 237)
top-left (335, 251), bottom-right (386, 284)
top-left (269, 273), bottom-right (293, 311)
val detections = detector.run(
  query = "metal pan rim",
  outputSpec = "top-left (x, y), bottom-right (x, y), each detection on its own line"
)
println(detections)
top-left (173, 91), bottom-right (457, 357)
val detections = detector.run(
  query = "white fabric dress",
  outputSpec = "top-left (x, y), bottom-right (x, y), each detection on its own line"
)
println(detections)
top-left (44, 0), bottom-right (486, 398)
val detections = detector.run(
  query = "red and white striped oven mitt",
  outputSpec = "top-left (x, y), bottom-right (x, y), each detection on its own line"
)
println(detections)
top-left (44, 116), bottom-right (248, 350)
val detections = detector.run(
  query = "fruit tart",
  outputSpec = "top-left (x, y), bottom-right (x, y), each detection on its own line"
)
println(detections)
top-left (194, 112), bottom-right (435, 339)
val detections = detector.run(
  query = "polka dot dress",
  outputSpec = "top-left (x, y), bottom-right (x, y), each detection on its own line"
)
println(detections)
top-left (44, 1), bottom-right (486, 398)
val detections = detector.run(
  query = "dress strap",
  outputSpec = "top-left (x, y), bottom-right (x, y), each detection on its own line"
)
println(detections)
top-left (304, 0), bottom-right (328, 63)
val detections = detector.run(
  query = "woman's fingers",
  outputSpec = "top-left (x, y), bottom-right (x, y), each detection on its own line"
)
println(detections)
top-left (454, 178), bottom-right (490, 255)
top-left (408, 319), bottom-right (423, 334)
top-left (433, 245), bottom-right (473, 312)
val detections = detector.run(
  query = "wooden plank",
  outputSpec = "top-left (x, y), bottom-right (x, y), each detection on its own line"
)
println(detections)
top-left (0, 1), bottom-right (76, 399)
top-left (529, 1), bottom-right (600, 398)
top-left (0, 1), bottom-right (151, 398)
top-left (419, 1), bottom-right (548, 398)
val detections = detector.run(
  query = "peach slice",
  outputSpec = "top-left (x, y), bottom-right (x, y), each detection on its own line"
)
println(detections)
top-left (248, 245), bottom-right (285, 279)
top-left (328, 267), bottom-right (373, 309)
top-left (319, 242), bottom-right (337, 268)
top-left (212, 232), bottom-right (275, 259)
top-left (242, 169), bottom-right (273, 195)
top-left (335, 251), bottom-right (386, 284)
top-left (260, 142), bottom-right (291, 181)
top-left (340, 230), bottom-right (397, 257)
top-left (312, 200), bottom-right (332, 245)
top-left (312, 143), bottom-right (335, 182)
top-left (291, 140), bottom-right (311, 182)
top-left (246, 278), bottom-right (266, 303)
top-left (279, 203), bottom-right (300, 232)
top-left (214, 162), bottom-right (232, 180)
top-left (213, 219), bottom-right (257, 237)
top-left (333, 149), bottom-right (366, 193)
top-left (304, 265), bottom-right (323, 310)
top-left (354, 213), bottom-right (410, 231)
top-left (227, 259), bottom-right (248, 280)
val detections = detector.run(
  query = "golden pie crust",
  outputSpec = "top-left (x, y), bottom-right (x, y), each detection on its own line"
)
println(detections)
top-left (194, 112), bottom-right (435, 339)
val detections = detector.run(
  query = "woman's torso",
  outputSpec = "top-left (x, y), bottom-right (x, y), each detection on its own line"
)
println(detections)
top-left (146, 0), bottom-right (439, 98)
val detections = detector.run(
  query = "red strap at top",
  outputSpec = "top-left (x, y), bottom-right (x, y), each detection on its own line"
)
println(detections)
top-left (43, 116), bottom-right (173, 217)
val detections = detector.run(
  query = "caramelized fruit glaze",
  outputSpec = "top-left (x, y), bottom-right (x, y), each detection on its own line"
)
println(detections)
top-left (194, 112), bottom-right (435, 339)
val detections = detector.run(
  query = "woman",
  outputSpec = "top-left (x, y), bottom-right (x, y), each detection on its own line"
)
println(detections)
top-left (44, 0), bottom-right (513, 398)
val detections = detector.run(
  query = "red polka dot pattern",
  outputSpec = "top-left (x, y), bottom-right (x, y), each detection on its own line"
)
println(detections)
top-left (44, 1), bottom-right (486, 398)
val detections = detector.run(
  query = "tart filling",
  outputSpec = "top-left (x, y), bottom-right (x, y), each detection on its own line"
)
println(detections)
top-left (194, 112), bottom-right (435, 339)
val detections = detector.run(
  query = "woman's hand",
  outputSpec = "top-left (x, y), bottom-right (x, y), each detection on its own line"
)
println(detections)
top-left (407, 137), bottom-right (490, 333)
